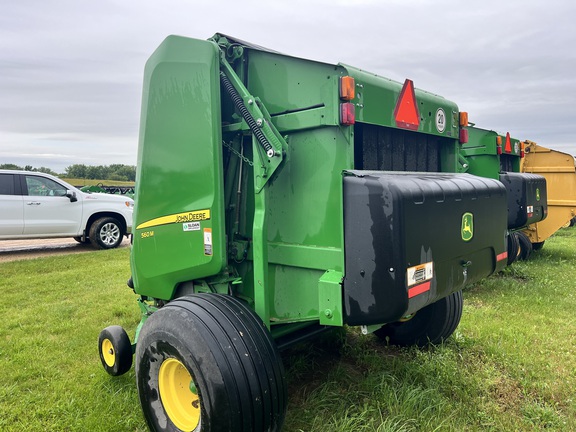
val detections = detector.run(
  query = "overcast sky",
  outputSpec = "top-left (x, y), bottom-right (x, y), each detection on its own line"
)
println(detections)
top-left (1, 0), bottom-right (575, 173)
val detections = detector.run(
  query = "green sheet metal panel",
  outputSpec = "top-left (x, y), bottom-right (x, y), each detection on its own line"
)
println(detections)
top-left (344, 65), bottom-right (460, 138)
top-left (132, 36), bottom-right (226, 300)
top-left (461, 126), bottom-right (522, 178)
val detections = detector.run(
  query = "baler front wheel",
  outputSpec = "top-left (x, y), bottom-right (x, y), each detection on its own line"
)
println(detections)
top-left (374, 290), bottom-right (463, 347)
top-left (135, 294), bottom-right (287, 432)
top-left (98, 325), bottom-right (133, 376)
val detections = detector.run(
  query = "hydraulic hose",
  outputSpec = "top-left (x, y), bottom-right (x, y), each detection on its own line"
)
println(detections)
top-left (219, 71), bottom-right (275, 158)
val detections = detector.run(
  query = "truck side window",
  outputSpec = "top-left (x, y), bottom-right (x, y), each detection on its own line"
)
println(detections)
top-left (25, 175), bottom-right (67, 197)
top-left (0, 174), bottom-right (15, 195)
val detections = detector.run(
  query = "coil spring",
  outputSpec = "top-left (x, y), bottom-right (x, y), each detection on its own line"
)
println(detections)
top-left (220, 71), bottom-right (274, 157)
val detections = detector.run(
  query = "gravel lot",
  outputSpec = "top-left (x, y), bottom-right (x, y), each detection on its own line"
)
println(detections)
top-left (0, 237), bottom-right (130, 263)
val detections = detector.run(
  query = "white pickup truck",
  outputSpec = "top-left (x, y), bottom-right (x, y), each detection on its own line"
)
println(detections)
top-left (0, 170), bottom-right (133, 249)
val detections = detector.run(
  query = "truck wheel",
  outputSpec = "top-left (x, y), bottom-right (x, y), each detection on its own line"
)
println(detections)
top-left (507, 232), bottom-right (520, 265)
top-left (98, 325), bottom-right (133, 376)
top-left (135, 294), bottom-right (287, 432)
top-left (89, 217), bottom-right (124, 249)
top-left (532, 241), bottom-right (545, 251)
top-left (516, 231), bottom-right (532, 260)
top-left (374, 290), bottom-right (463, 347)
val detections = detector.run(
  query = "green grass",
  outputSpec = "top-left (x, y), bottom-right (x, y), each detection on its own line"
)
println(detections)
top-left (0, 249), bottom-right (145, 431)
top-left (62, 178), bottom-right (135, 187)
top-left (0, 228), bottom-right (575, 431)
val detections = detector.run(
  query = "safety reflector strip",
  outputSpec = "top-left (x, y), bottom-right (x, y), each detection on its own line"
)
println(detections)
top-left (496, 251), bottom-right (508, 262)
top-left (408, 281), bottom-right (431, 299)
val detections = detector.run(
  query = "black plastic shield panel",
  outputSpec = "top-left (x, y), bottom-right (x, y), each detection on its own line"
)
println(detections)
top-left (499, 172), bottom-right (547, 229)
top-left (343, 171), bottom-right (508, 326)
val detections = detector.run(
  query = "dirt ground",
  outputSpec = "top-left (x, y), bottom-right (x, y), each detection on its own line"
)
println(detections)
top-left (0, 237), bottom-right (130, 263)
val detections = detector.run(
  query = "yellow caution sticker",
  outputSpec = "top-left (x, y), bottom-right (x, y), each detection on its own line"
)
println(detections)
top-left (137, 209), bottom-right (211, 230)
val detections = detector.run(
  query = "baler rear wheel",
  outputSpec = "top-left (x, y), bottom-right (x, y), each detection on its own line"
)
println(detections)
top-left (516, 231), bottom-right (533, 261)
top-left (374, 290), bottom-right (463, 347)
top-left (135, 294), bottom-right (287, 432)
top-left (507, 232), bottom-right (520, 265)
top-left (98, 325), bottom-right (133, 376)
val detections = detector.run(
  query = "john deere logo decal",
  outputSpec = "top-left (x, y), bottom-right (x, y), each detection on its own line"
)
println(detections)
top-left (536, 188), bottom-right (540, 201)
top-left (461, 212), bottom-right (473, 242)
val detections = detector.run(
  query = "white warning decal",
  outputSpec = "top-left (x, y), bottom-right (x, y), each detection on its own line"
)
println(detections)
top-left (407, 261), bottom-right (434, 287)
top-left (204, 228), bottom-right (213, 256)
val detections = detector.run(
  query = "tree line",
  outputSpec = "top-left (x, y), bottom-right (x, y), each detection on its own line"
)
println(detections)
top-left (0, 163), bottom-right (136, 182)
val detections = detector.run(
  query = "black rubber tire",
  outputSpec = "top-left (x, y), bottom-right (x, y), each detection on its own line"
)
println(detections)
top-left (570, 217), bottom-right (576, 227)
top-left (374, 290), bottom-right (463, 347)
top-left (507, 232), bottom-right (520, 265)
top-left (89, 217), bottom-right (124, 249)
top-left (135, 294), bottom-right (287, 432)
top-left (516, 231), bottom-right (533, 261)
top-left (532, 241), bottom-right (545, 251)
top-left (98, 325), bottom-right (133, 376)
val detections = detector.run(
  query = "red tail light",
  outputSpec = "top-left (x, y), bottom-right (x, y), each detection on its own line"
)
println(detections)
top-left (459, 128), bottom-right (469, 144)
top-left (496, 136), bottom-right (503, 155)
top-left (520, 141), bottom-right (525, 158)
top-left (340, 103), bottom-right (355, 125)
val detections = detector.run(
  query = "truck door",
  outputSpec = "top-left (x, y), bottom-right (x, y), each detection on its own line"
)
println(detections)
top-left (0, 173), bottom-right (24, 236)
top-left (22, 174), bottom-right (82, 236)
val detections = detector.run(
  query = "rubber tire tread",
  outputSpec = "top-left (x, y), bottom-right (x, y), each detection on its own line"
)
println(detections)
top-left (532, 241), bottom-right (545, 251)
top-left (135, 294), bottom-right (286, 432)
top-left (98, 325), bottom-right (133, 376)
top-left (516, 231), bottom-right (533, 261)
top-left (374, 290), bottom-right (463, 347)
top-left (89, 216), bottom-right (124, 250)
top-left (507, 232), bottom-right (520, 265)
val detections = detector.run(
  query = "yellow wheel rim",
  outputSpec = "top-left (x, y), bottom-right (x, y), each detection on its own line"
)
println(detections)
top-left (101, 338), bottom-right (115, 367)
top-left (158, 358), bottom-right (200, 431)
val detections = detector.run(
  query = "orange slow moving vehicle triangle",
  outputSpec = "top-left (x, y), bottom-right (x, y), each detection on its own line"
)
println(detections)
top-left (394, 79), bottom-right (420, 130)
top-left (504, 132), bottom-right (512, 153)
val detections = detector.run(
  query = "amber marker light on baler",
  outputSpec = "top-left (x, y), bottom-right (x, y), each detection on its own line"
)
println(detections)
top-left (339, 76), bottom-right (355, 101)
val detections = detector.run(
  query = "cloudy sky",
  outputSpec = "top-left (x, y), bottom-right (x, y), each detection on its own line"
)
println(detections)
top-left (1, 0), bottom-right (575, 173)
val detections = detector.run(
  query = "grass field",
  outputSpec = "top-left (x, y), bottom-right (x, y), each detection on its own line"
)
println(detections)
top-left (0, 228), bottom-right (575, 431)
top-left (62, 178), bottom-right (135, 187)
